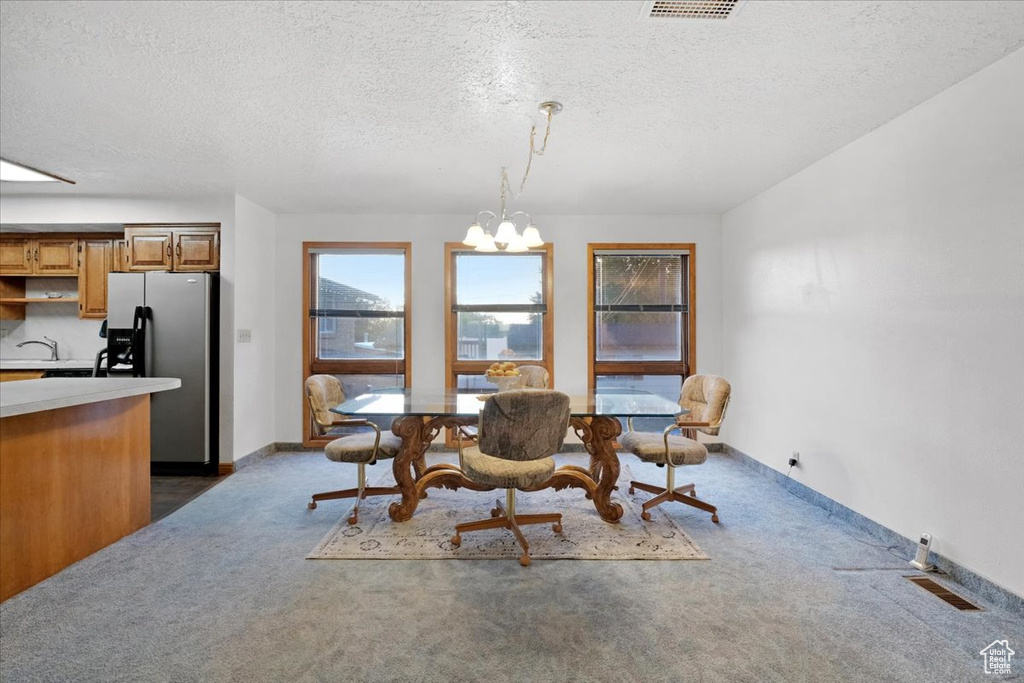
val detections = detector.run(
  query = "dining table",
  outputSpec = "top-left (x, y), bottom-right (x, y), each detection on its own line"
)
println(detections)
top-left (332, 388), bottom-right (687, 524)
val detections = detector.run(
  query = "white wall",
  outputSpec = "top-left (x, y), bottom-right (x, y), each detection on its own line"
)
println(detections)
top-left (0, 194), bottom-right (239, 462)
top-left (273, 213), bottom-right (722, 441)
top-left (721, 49), bottom-right (1024, 596)
top-left (231, 195), bottom-right (277, 457)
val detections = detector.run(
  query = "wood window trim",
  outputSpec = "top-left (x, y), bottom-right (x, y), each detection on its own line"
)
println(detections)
top-left (301, 241), bottom-right (412, 446)
top-left (444, 243), bottom-right (555, 389)
top-left (586, 243), bottom-right (696, 392)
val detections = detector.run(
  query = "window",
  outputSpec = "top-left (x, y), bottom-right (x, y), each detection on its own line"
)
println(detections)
top-left (302, 242), bottom-right (411, 444)
top-left (588, 244), bottom-right (695, 420)
top-left (445, 243), bottom-right (554, 394)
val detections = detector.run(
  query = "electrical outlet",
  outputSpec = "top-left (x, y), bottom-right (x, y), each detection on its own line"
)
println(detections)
top-left (788, 451), bottom-right (800, 468)
top-left (237, 328), bottom-right (252, 343)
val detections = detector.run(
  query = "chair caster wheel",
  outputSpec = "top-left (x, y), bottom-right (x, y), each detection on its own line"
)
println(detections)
top-left (641, 511), bottom-right (652, 521)
top-left (690, 489), bottom-right (698, 497)
top-left (347, 514), bottom-right (358, 526)
top-left (711, 514), bottom-right (720, 523)
top-left (628, 487), bottom-right (635, 495)
top-left (552, 523), bottom-right (562, 533)
top-left (490, 508), bottom-right (501, 517)
top-left (451, 534), bottom-right (461, 547)
top-left (308, 501), bottom-right (317, 510)
top-left (519, 555), bottom-right (531, 567)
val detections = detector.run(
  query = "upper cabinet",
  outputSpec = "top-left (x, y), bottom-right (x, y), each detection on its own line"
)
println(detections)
top-left (124, 228), bottom-right (172, 271)
top-left (78, 239), bottom-right (112, 319)
top-left (124, 225), bottom-right (220, 272)
top-left (0, 238), bottom-right (79, 275)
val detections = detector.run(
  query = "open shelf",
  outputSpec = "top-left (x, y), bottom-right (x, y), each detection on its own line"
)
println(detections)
top-left (0, 298), bottom-right (79, 304)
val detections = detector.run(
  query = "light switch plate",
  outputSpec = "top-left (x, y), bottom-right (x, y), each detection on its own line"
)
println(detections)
top-left (237, 328), bottom-right (252, 343)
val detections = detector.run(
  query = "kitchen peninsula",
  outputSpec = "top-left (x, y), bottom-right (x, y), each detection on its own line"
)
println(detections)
top-left (0, 377), bottom-right (180, 601)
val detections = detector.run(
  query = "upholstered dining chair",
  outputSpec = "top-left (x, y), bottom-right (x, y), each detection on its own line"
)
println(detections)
top-left (515, 364), bottom-right (550, 388)
top-left (619, 375), bottom-right (731, 524)
top-left (306, 374), bottom-right (369, 438)
top-left (304, 375), bottom-right (403, 524)
top-left (460, 365), bottom-right (550, 441)
top-left (450, 389), bottom-right (571, 566)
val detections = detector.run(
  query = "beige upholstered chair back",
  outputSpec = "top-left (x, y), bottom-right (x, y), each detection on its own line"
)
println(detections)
top-left (678, 375), bottom-right (731, 436)
top-left (478, 389), bottom-right (571, 462)
top-left (516, 365), bottom-right (550, 389)
top-left (305, 375), bottom-right (345, 436)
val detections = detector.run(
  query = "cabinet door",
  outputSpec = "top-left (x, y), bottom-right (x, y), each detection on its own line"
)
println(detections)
top-left (126, 230), bottom-right (172, 271)
top-left (112, 239), bottom-right (129, 273)
top-left (0, 239), bottom-right (33, 275)
top-left (173, 230), bottom-right (220, 271)
top-left (78, 239), bottom-right (112, 319)
top-left (34, 239), bottom-right (80, 275)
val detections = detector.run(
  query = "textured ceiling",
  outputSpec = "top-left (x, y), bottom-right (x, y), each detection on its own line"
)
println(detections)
top-left (1, 1), bottom-right (1022, 215)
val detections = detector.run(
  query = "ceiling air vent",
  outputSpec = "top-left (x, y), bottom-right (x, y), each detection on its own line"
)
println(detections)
top-left (639, 0), bottom-right (748, 20)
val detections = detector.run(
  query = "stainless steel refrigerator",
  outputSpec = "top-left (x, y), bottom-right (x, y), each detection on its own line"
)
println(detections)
top-left (107, 271), bottom-right (219, 471)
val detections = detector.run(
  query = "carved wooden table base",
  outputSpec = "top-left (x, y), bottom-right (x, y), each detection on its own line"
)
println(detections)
top-left (387, 414), bottom-right (625, 524)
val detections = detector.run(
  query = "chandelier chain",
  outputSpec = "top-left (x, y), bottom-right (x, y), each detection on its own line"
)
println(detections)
top-left (500, 108), bottom-right (555, 208)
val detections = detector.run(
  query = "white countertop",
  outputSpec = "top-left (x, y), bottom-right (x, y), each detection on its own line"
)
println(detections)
top-left (0, 377), bottom-right (181, 418)
top-left (0, 359), bottom-right (96, 370)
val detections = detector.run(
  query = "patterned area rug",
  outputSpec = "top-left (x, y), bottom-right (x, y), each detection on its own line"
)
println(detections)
top-left (308, 464), bottom-right (708, 561)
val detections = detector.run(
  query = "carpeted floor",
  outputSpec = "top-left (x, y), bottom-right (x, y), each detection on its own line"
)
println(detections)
top-left (1, 450), bottom-right (1021, 682)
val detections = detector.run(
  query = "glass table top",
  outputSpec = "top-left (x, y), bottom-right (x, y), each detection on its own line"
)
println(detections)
top-left (332, 388), bottom-right (685, 418)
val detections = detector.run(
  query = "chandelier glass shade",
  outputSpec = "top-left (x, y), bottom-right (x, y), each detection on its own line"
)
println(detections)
top-left (462, 101), bottom-right (561, 253)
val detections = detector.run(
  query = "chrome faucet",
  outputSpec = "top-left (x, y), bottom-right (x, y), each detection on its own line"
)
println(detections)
top-left (16, 336), bottom-right (59, 361)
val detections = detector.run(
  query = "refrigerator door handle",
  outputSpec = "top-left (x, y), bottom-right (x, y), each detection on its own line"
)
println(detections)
top-left (132, 305), bottom-right (151, 377)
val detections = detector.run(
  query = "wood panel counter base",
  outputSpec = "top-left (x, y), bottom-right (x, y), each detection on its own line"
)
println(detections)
top-left (0, 395), bottom-right (151, 602)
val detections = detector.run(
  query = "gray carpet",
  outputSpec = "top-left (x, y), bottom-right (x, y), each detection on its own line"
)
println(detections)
top-left (1, 451), bottom-right (1021, 682)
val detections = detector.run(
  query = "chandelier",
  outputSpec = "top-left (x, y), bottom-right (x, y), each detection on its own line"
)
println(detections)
top-left (463, 101), bottom-right (562, 252)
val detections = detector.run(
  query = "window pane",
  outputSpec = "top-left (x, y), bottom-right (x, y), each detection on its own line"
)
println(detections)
top-left (457, 312), bottom-right (541, 360)
top-left (316, 253), bottom-right (405, 310)
top-left (317, 318), bottom-right (405, 360)
top-left (595, 255), bottom-right (682, 307)
top-left (334, 373), bottom-right (405, 398)
top-left (596, 374), bottom-right (683, 433)
top-left (456, 254), bottom-right (543, 306)
top-left (455, 374), bottom-right (495, 392)
top-left (596, 312), bottom-right (681, 361)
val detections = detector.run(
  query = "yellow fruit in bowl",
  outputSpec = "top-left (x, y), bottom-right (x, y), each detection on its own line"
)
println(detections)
top-left (501, 362), bottom-right (516, 371)
top-left (489, 363), bottom-right (502, 372)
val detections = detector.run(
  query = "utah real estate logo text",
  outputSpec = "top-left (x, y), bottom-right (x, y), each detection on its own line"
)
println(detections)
top-left (980, 640), bottom-right (1014, 675)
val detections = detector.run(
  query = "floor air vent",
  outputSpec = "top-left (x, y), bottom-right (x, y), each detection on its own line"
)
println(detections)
top-left (640, 0), bottom-right (748, 20)
top-left (905, 576), bottom-right (984, 611)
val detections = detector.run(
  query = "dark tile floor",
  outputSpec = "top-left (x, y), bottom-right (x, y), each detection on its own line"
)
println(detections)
top-left (150, 474), bottom-right (226, 522)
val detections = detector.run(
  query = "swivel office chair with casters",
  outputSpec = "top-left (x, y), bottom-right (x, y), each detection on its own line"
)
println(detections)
top-left (305, 374), bottom-right (403, 524)
top-left (619, 374), bottom-right (731, 524)
top-left (450, 389), bottom-right (571, 566)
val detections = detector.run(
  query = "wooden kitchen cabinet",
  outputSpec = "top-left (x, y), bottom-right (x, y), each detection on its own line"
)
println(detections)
top-left (125, 228), bottom-right (173, 271)
top-left (174, 230), bottom-right (219, 271)
top-left (124, 225), bottom-right (219, 272)
top-left (0, 238), bottom-right (79, 275)
top-left (112, 239), bottom-right (129, 272)
top-left (78, 239), bottom-right (112, 319)
top-left (0, 239), bottom-right (32, 274)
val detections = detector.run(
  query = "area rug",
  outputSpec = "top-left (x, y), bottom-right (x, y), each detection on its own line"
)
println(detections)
top-left (307, 464), bottom-right (708, 561)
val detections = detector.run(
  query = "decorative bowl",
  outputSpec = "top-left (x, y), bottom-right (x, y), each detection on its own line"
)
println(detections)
top-left (484, 374), bottom-right (522, 392)
top-left (44, 292), bottom-right (65, 298)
